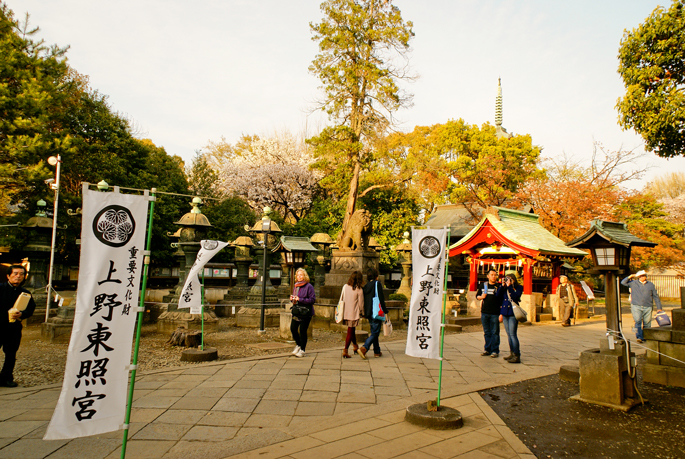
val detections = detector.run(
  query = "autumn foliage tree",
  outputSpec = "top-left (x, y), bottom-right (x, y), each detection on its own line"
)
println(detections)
top-left (516, 143), bottom-right (647, 241)
top-left (380, 119), bottom-right (542, 219)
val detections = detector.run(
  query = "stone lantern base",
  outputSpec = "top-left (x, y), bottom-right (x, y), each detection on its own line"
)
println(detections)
top-left (569, 339), bottom-right (641, 411)
top-left (156, 310), bottom-right (219, 334)
top-left (41, 304), bottom-right (76, 344)
top-left (236, 306), bottom-right (283, 328)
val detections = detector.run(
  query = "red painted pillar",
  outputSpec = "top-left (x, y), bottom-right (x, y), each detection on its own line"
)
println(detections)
top-left (523, 260), bottom-right (533, 295)
top-left (469, 258), bottom-right (478, 292)
top-left (551, 263), bottom-right (561, 293)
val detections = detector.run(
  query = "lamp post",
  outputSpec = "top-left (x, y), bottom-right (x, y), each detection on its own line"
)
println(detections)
top-left (567, 219), bottom-right (657, 411)
top-left (259, 214), bottom-right (271, 333)
top-left (45, 155), bottom-right (61, 321)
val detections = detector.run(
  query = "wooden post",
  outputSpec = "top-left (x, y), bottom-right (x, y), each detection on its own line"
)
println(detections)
top-left (551, 263), bottom-right (561, 292)
top-left (523, 260), bottom-right (533, 295)
top-left (469, 258), bottom-right (478, 292)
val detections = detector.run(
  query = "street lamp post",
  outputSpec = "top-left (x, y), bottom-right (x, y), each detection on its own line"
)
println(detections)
top-left (45, 155), bottom-right (61, 321)
top-left (259, 215), bottom-right (271, 333)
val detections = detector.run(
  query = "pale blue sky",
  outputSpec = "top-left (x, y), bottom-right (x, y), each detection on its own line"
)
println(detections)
top-left (8, 0), bottom-right (685, 189)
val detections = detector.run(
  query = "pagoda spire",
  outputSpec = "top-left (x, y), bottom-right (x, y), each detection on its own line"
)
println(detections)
top-left (495, 78), bottom-right (512, 139)
top-left (495, 77), bottom-right (503, 127)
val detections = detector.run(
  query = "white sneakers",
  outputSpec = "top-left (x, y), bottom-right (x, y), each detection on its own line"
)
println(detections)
top-left (295, 349), bottom-right (306, 358)
top-left (292, 345), bottom-right (301, 355)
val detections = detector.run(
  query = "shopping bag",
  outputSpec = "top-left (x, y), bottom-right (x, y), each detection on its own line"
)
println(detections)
top-left (372, 281), bottom-right (385, 321)
top-left (655, 311), bottom-right (671, 327)
top-left (335, 288), bottom-right (345, 323)
top-left (383, 319), bottom-right (393, 336)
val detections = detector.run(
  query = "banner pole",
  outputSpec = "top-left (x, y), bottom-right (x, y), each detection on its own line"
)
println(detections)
top-left (121, 188), bottom-right (156, 459)
top-left (437, 226), bottom-right (451, 408)
top-left (201, 269), bottom-right (205, 351)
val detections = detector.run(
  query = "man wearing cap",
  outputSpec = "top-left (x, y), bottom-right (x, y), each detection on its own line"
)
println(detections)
top-left (621, 270), bottom-right (662, 344)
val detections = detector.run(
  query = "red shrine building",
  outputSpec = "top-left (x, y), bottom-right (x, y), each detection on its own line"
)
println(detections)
top-left (447, 207), bottom-right (587, 321)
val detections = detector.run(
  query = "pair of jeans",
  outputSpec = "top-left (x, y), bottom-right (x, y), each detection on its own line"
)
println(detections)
top-left (481, 313), bottom-right (500, 354)
top-left (502, 315), bottom-right (520, 356)
top-left (631, 304), bottom-right (653, 340)
top-left (290, 315), bottom-right (311, 351)
top-left (363, 319), bottom-right (383, 355)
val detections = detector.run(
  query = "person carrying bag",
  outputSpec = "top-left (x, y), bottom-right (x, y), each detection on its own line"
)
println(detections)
top-left (359, 268), bottom-right (387, 359)
top-left (499, 275), bottom-right (524, 364)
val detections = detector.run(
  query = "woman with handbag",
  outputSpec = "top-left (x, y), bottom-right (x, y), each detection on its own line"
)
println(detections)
top-left (359, 267), bottom-right (387, 359)
top-left (290, 268), bottom-right (316, 358)
top-left (499, 275), bottom-right (523, 364)
top-left (341, 271), bottom-right (364, 358)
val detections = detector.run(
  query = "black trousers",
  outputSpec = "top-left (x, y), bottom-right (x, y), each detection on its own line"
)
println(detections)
top-left (0, 327), bottom-right (22, 382)
top-left (290, 316), bottom-right (311, 351)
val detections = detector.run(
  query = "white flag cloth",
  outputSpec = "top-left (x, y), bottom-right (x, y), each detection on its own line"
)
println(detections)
top-left (45, 187), bottom-right (149, 440)
top-left (178, 240), bottom-right (229, 314)
top-left (406, 228), bottom-right (448, 359)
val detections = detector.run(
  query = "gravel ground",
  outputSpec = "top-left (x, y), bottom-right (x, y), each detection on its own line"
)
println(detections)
top-left (4, 319), bottom-right (424, 387)
top-left (481, 355), bottom-right (685, 459)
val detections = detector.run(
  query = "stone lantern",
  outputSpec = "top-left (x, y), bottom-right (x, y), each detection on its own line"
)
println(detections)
top-left (272, 236), bottom-right (320, 298)
top-left (567, 220), bottom-right (657, 411)
top-left (22, 200), bottom-right (57, 321)
top-left (237, 208), bottom-right (283, 328)
top-left (394, 231), bottom-right (413, 301)
top-left (310, 232), bottom-right (334, 297)
top-left (157, 197), bottom-right (218, 334)
top-left (215, 236), bottom-right (254, 317)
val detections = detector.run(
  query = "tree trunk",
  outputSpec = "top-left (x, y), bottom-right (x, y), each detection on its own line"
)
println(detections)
top-left (167, 327), bottom-right (202, 347)
top-left (341, 160), bottom-right (361, 234)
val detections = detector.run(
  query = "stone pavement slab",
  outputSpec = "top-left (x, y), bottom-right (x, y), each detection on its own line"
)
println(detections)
top-left (0, 319), bottom-right (613, 458)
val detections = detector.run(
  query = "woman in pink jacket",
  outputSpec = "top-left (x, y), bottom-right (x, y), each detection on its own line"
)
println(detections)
top-left (341, 271), bottom-right (364, 358)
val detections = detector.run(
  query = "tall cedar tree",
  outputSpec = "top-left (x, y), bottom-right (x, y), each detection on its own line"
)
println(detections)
top-left (0, 5), bottom-right (74, 213)
top-left (308, 0), bottom-right (414, 233)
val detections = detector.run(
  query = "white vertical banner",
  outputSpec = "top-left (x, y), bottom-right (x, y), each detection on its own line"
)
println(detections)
top-left (406, 228), bottom-right (448, 359)
top-left (178, 240), bottom-right (228, 314)
top-left (45, 187), bottom-right (149, 440)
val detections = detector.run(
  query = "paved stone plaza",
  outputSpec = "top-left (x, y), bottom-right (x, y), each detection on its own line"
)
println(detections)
top-left (0, 320), bottom-right (618, 459)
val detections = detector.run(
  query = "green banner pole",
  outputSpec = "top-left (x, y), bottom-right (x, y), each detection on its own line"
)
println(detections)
top-left (201, 269), bottom-right (205, 351)
top-left (436, 227), bottom-right (451, 408)
top-left (121, 188), bottom-right (156, 459)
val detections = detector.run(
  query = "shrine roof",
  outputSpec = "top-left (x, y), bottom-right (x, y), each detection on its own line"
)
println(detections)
top-left (271, 236), bottom-right (319, 253)
top-left (425, 204), bottom-right (476, 239)
top-left (567, 220), bottom-right (656, 249)
top-left (450, 207), bottom-right (587, 258)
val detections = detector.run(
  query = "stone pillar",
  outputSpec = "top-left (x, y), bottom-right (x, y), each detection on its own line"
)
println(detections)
top-left (396, 261), bottom-right (413, 301)
top-left (239, 243), bottom-right (280, 328)
top-left (277, 257), bottom-right (291, 298)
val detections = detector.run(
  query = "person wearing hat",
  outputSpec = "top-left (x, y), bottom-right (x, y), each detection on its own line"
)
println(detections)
top-left (621, 270), bottom-right (662, 344)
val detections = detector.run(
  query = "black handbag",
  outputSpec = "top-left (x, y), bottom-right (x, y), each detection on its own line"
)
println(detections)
top-left (291, 303), bottom-right (310, 319)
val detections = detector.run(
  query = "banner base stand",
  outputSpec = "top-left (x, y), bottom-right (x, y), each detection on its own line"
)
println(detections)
top-left (180, 347), bottom-right (219, 362)
top-left (405, 403), bottom-right (463, 430)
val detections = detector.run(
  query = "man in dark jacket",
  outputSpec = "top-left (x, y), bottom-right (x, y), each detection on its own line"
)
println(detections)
top-left (359, 267), bottom-right (387, 359)
top-left (476, 269), bottom-right (503, 358)
top-left (1, 265), bottom-right (37, 387)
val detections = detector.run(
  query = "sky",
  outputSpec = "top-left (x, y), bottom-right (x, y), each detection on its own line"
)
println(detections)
top-left (7, 0), bottom-right (685, 190)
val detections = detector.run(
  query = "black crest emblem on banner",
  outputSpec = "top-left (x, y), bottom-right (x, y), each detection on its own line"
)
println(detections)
top-left (202, 240), bottom-right (219, 250)
top-left (92, 205), bottom-right (136, 247)
top-left (419, 236), bottom-right (441, 259)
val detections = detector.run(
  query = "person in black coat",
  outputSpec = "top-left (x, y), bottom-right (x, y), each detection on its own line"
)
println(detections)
top-left (1, 265), bottom-right (37, 387)
top-left (359, 267), bottom-right (388, 359)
